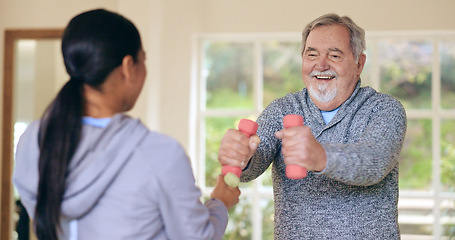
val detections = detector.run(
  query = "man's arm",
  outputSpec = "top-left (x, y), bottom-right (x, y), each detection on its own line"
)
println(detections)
top-left (240, 100), bottom-right (289, 182)
top-left (320, 97), bottom-right (407, 186)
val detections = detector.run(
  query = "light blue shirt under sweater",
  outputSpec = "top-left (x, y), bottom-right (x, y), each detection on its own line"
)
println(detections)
top-left (320, 108), bottom-right (339, 124)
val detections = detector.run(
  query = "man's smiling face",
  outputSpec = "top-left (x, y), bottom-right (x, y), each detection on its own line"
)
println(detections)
top-left (301, 24), bottom-right (366, 111)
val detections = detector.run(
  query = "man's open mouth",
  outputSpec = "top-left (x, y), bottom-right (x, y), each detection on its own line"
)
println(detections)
top-left (315, 75), bottom-right (336, 80)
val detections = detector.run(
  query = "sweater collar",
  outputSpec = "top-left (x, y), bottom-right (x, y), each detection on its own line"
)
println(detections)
top-left (304, 79), bottom-right (362, 134)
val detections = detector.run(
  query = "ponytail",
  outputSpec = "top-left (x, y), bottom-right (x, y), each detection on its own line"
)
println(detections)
top-left (34, 78), bottom-right (83, 240)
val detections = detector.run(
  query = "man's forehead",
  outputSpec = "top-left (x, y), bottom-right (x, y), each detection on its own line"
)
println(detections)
top-left (305, 46), bottom-right (344, 53)
top-left (307, 25), bottom-right (350, 40)
top-left (304, 25), bottom-right (351, 52)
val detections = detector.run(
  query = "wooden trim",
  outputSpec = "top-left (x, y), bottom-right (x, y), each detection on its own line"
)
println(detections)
top-left (1, 29), bottom-right (63, 240)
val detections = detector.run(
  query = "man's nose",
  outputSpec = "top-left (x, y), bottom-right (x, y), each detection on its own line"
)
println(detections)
top-left (315, 56), bottom-right (330, 71)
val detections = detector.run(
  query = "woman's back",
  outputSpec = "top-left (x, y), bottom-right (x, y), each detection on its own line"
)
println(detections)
top-left (14, 114), bottom-right (229, 239)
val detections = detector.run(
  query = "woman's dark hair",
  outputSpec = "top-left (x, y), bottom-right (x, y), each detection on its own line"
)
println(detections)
top-left (34, 9), bottom-right (141, 240)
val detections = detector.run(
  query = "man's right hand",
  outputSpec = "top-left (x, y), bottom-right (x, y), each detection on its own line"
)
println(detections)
top-left (218, 129), bottom-right (260, 170)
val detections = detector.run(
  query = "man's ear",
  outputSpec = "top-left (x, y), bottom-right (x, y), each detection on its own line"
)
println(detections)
top-left (357, 53), bottom-right (366, 76)
top-left (120, 55), bottom-right (135, 82)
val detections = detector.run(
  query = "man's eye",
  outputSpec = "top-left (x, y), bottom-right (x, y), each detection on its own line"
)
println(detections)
top-left (306, 52), bottom-right (318, 58)
top-left (330, 54), bottom-right (342, 61)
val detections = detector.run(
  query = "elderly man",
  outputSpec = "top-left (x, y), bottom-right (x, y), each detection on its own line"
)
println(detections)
top-left (218, 13), bottom-right (406, 239)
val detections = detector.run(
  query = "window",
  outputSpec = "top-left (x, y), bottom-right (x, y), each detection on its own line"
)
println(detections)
top-left (190, 31), bottom-right (455, 239)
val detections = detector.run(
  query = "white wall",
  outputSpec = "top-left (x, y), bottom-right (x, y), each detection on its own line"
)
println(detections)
top-left (2, 0), bottom-right (455, 151)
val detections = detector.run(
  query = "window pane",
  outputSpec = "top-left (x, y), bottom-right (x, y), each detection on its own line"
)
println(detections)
top-left (399, 119), bottom-right (432, 191)
top-left (262, 198), bottom-right (274, 240)
top-left (442, 199), bottom-right (455, 238)
top-left (263, 42), bottom-right (303, 107)
top-left (360, 46), bottom-right (373, 87)
top-left (441, 120), bottom-right (455, 192)
top-left (204, 42), bottom-right (254, 109)
top-left (262, 167), bottom-right (273, 187)
top-left (205, 117), bottom-right (255, 187)
top-left (379, 40), bottom-right (432, 109)
top-left (398, 198), bottom-right (433, 236)
top-left (440, 41), bottom-right (455, 109)
top-left (224, 197), bottom-right (252, 239)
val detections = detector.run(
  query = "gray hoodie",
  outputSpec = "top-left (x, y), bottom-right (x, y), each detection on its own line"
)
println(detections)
top-left (13, 114), bottom-right (228, 240)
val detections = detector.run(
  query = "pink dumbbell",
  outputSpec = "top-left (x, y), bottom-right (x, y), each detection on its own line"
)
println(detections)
top-left (221, 119), bottom-right (258, 187)
top-left (283, 114), bottom-right (308, 179)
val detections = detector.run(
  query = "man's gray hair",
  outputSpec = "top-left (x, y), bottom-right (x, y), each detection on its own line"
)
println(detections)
top-left (301, 13), bottom-right (366, 62)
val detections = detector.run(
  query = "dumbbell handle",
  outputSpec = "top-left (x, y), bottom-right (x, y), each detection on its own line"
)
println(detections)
top-left (283, 114), bottom-right (308, 179)
top-left (221, 119), bottom-right (258, 187)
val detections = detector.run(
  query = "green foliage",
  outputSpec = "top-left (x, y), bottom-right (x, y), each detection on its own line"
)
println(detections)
top-left (441, 46), bottom-right (455, 109)
top-left (206, 88), bottom-right (254, 109)
top-left (261, 199), bottom-right (274, 239)
top-left (399, 120), bottom-right (432, 190)
top-left (263, 42), bottom-right (304, 106)
top-left (378, 40), bottom-right (432, 109)
top-left (205, 42), bottom-right (254, 109)
top-left (223, 198), bottom-right (253, 240)
top-left (222, 197), bottom-right (275, 240)
top-left (441, 120), bottom-right (455, 191)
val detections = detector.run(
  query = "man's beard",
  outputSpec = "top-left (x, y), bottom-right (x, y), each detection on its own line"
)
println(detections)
top-left (308, 83), bottom-right (337, 103)
top-left (308, 71), bottom-right (338, 103)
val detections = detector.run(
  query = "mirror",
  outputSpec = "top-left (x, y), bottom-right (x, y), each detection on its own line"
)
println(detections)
top-left (2, 29), bottom-right (64, 240)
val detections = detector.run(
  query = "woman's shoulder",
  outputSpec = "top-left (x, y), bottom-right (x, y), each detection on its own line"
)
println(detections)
top-left (114, 114), bottom-right (190, 168)
top-left (134, 123), bottom-right (188, 160)
top-left (115, 114), bottom-right (185, 150)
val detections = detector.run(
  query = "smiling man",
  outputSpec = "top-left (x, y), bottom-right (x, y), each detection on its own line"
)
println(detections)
top-left (218, 13), bottom-right (407, 239)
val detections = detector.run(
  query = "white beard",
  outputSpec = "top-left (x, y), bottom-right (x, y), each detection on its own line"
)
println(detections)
top-left (307, 70), bottom-right (338, 103)
top-left (308, 81), bottom-right (337, 103)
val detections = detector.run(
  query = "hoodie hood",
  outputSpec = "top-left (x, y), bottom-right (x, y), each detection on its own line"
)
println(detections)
top-left (13, 114), bottom-right (148, 220)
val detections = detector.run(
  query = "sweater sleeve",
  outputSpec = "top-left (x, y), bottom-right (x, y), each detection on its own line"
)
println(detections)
top-left (320, 96), bottom-right (407, 186)
top-left (240, 99), bottom-right (285, 182)
top-left (153, 141), bottom-right (228, 240)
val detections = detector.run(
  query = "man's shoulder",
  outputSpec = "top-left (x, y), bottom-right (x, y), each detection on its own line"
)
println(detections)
top-left (359, 86), bottom-right (403, 104)
top-left (356, 86), bottom-right (406, 115)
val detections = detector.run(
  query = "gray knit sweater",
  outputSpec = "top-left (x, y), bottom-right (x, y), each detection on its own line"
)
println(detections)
top-left (241, 81), bottom-right (407, 239)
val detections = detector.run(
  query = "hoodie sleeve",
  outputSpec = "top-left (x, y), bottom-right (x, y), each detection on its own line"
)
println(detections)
top-left (144, 139), bottom-right (228, 240)
top-left (12, 121), bottom-right (41, 219)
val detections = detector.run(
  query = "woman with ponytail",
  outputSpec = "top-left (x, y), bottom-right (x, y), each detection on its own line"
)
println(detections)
top-left (13, 9), bottom-right (240, 240)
